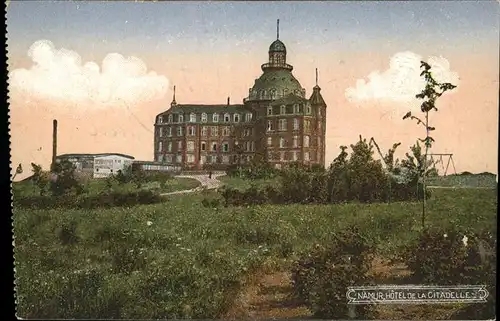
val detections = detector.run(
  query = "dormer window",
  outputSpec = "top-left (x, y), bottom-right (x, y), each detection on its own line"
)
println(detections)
top-left (306, 104), bottom-right (311, 115)
top-left (213, 114), bottom-right (219, 122)
top-left (158, 116), bottom-right (163, 124)
top-left (224, 113), bottom-right (230, 122)
top-left (270, 89), bottom-right (276, 100)
top-left (178, 114), bottom-right (184, 123)
top-left (293, 104), bottom-right (300, 114)
top-left (267, 106), bottom-right (273, 116)
top-left (280, 105), bottom-right (286, 115)
top-left (168, 114), bottom-right (173, 123)
top-left (190, 113), bottom-right (196, 123)
top-left (201, 113), bottom-right (207, 122)
top-left (245, 113), bottom-right (253, 122)
top-left (233, 114), bottom-right (240, 122)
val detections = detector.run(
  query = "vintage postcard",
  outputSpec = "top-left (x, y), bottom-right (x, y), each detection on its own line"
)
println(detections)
top-left (8, 1), bottom-right (498, 320)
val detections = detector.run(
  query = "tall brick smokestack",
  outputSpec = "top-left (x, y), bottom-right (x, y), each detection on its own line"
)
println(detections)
top-left (51, 119), bottom-right (57, 171)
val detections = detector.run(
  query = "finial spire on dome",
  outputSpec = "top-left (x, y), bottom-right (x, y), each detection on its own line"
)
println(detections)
top-left (171, 85), bottom-right (177, 106)
top-left (315, 68), bottom-right (318, 86)
top-left (277, 19), bottom-right (280, 39)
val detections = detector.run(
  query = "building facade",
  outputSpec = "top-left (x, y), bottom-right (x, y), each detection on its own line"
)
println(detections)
top-left (56, 153), bottom-right (135, 178)
top-left (154, 25), bottom-right (327, 170)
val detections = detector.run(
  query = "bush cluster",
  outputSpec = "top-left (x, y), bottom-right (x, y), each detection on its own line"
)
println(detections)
top-left (14, 189), bottom-right (161, 210)
top-left (218, 185), bottom-right (284, 207)
top-left (290, 227), bottom-right (375, 319)
top-left (402, 227), bottom-right (496, 319)
top-left (219, 138), bottom-right (431, 206)
top-left (114, 167), bottom-right (172, 188)
top-left (226, 158), bottom-right (279, 180)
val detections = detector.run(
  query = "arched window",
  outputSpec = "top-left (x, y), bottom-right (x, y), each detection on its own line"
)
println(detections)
top-left (178, 114), bottom-right (184, 123)
top-left (168, 114), bottom-right (173, 123)
top-left (233, 114), bottom-right (240, 122)
top-left (190, 113), bottom-right (196, 123)
top-left (224, 113), bottom-right (230, 122)
top-left (201, 113), bottom-right (207, 122)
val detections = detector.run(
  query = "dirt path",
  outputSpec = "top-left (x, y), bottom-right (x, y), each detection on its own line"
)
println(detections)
top-left (160, 173), bottom-right (225, 196)
top-left (224, 258), bottom-right (463, 320)
top-left (224, 271), bottom-right (312, 320)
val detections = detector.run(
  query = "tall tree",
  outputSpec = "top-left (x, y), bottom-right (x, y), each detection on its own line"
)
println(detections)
top-left (403, 61), bottom-right (457, 229)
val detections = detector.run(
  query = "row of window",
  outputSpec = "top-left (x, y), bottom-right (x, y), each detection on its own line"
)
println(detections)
top-left (157, 150), bottom-right (312, 164)
top-left (158, 135), bottom-right (318, 154)
top-left (268, 135), bottom-right (319, 148)
top-left (158, 140), bottom-right (255, 153)
top-left (266, 118), bottom-right (316, 132)
top-left (267, 104), bottom-right (312, 116)
top-left (158, 154), bottom-right (255, 164)
top-left (157, 118), bottom-right (320, 137)
top-left (159, 126), bottom-right (244, 138)
top-left (248, 88), bottom-right (306, 100)
top-left (158, 112), bottom-right (253, 124)
top-left (268, 150), bottom-right (311, 162)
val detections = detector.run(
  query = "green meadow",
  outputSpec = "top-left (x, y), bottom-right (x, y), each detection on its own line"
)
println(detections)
top-left (12, 175), bottom-right (497, 319)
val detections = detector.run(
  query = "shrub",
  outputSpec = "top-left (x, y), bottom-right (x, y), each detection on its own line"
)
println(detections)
top-left (402, 227), bottom-right (496, 285)
top-left (402, 227), bottom-right (496, 319)
top-left (228, 158), bottom-right (279, 180)
top-left (291, 226), bottom-right (375, 319)
top-left (49, 159), bottom-right (84, 196)
top-left (56, 220), bottom-right (79, 246)
top-left (13, 190), bottom-right (162, 210)
top-left (280, 164), bottom-right (328, 204)
top-left (201, 197), bottom-right (222, 208)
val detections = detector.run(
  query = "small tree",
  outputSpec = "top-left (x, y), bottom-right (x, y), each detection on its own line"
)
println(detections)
top-left (49, 160), bottom-right (83, 196)
top-left (31, 163), bottom-right (49, 196)
top-left (403, 61), bottom-right (457, 229)
top-left (12, 163), bottom-right (23, 181)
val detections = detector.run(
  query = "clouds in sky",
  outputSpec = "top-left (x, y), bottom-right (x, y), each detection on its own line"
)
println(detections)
top-left (345, 51), bottom-right (459, 107)
top-left (8, 40), bottom-right (169, 108)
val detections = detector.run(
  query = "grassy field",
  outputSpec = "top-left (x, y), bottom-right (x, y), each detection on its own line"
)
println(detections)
top-left (220, 173), bottom-right (498, 190)
top-left (12, 176), bottom-right (201, 196)
top-left (427, 173), bottom-right (497, 188)
top-left (218, 175), bottom-right (279, 190)
top-left (12, 184), bottom-right (497, 319)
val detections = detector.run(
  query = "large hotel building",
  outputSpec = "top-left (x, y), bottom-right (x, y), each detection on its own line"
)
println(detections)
top-left (154, 23), bottom-right (327, 170)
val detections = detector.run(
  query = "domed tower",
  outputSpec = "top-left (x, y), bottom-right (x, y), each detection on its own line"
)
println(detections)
top-left (246, 20), bottom-right (306, 103)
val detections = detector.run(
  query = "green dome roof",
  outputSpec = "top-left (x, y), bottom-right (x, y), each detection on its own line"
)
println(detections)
top-left (269, 39), bottom-right (286, 53)
top-left (248, 69), bottom-right (305, 100)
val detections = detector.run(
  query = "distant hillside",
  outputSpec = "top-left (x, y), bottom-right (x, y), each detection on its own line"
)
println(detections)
top-left (427, 172), bottom-right (497, 188)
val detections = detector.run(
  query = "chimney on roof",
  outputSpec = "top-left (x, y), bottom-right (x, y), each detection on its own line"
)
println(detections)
top-left (227, 96), bottom-right (230, 105)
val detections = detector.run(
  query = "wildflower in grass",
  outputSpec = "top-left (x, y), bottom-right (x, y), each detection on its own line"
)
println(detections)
top-left (146, 221), bottom-right (153, 226)
top-left (462, 235), bottom-right (468, 247)
top-left (443, 233), bottom-right (448, 238)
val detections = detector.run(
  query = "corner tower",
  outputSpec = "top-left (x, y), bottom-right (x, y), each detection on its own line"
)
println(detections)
top-left (309, 68), bottom-right (327, 166)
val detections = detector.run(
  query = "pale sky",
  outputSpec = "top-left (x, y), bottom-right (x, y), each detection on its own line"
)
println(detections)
top-left (7, 1), bottom-right (500, 180)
